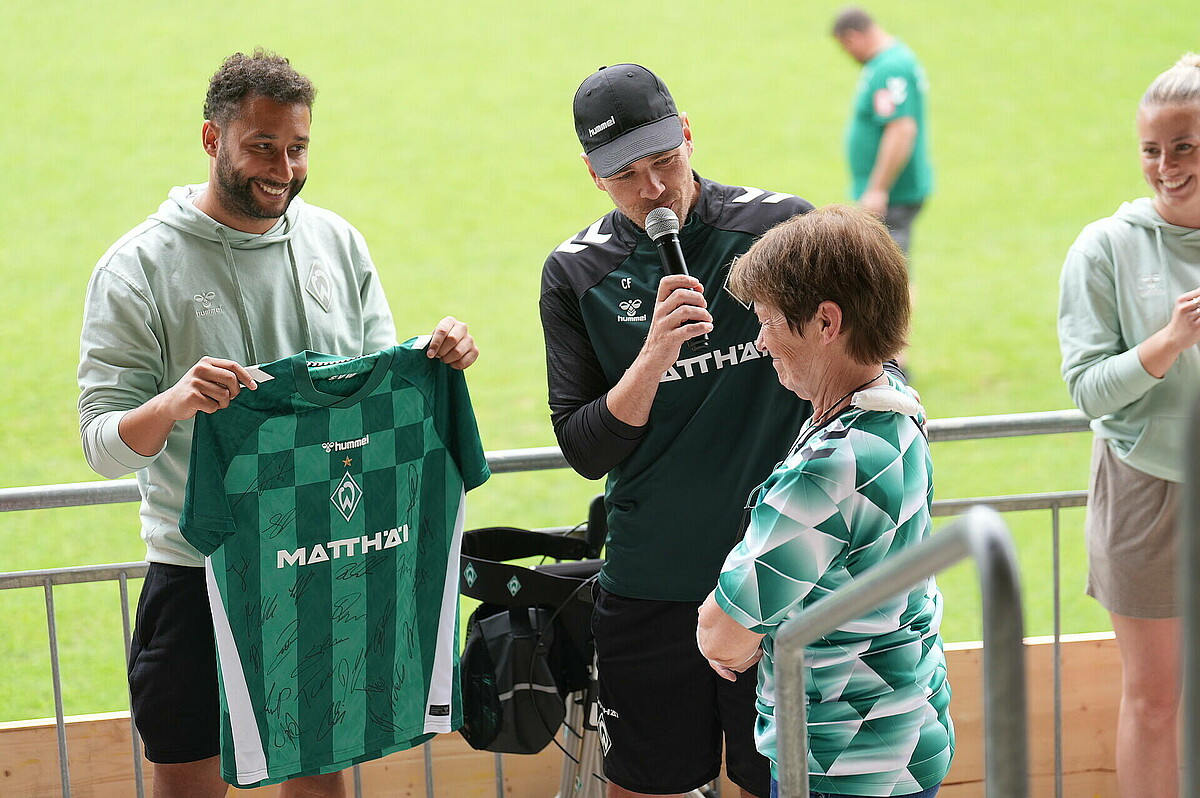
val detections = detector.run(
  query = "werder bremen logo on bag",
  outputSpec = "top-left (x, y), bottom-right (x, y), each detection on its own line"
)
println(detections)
top-left (332, 472), bottom-right (363, 522)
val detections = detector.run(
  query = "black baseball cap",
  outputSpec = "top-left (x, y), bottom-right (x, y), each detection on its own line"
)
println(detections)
top-left (573, 64), bottom-right (684, 178)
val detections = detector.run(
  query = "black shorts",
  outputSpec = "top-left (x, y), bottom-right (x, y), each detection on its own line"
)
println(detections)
top-left (127, 563), bottom-right (220, 764)
top-left (883, 201), bottom-right (924, 260)
top-left (592, 587), bottom-right (770, 797)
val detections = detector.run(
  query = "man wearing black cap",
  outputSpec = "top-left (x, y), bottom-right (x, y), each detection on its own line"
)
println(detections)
top-left (539, 64), bottom-right (815, 797)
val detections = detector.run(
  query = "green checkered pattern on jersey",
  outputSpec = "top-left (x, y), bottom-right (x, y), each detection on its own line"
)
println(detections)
top-left (182, 342), bottom-right (489, 787)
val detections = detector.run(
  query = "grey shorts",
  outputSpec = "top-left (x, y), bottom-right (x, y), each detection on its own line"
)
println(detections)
top-left (884, 201), bottom-right (924, 260)
top-left (1085, 437), bottom-right (1180, 619)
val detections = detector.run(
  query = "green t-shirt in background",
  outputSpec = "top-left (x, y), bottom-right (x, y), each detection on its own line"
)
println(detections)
top-left (846, 40), bottom-right (933, 206)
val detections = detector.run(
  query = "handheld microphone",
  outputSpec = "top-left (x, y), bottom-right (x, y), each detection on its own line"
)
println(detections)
top-left (644, 207), bottom-right (709, 352)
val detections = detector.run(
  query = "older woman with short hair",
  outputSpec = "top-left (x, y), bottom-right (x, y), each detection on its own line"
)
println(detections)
top-left (697, 205), bottom-right (953, 798)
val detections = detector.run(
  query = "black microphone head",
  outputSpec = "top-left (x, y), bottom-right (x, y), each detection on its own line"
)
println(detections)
top-left (644, 207), bottom-right (680, 242)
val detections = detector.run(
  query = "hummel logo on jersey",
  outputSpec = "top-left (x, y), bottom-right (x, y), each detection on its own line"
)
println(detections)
top-left (322, 435), bottom-right (370, 453)
top-left (660, 340), bottom-right (764, 383)
top-left (617, 299), bottom-right (646, 322)
top-left (276, 524), bottom-right (410, 568)
top-left (588, 116), bottom-right (615, 137)
top-left (332, 472), bottom-right (363, 522)
top-left (193, 292), bottom-right (223, 317)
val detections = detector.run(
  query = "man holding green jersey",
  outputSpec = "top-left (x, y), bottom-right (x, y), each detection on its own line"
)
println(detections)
top-left (78, 50), bottom-right (477, 798)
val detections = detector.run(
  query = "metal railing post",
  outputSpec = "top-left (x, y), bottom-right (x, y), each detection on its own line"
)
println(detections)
top-left (44, 580), bottom-right (72, 798)
top-left (1051, 503), bottom-right (1064, 798)
top-left (774, 506), bottom-right (1028, 798)
top-left (424, 741), bottom-right (435, 798)
top-left (967, 507), bottom-right (1030, 796)
top-left (1181, 394), bottom-right (1200, 797)
top-left (117, 571), bottom-right (146, 798)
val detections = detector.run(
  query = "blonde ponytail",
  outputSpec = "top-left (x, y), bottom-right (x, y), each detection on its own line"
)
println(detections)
top-left (1142, 52), bottom-right (1200, 107)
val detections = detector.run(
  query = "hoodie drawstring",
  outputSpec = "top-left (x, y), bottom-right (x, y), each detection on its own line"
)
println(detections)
top-left (214, 228), bottom-right (314, 366)
top-left (1154, 225), bottom-right (1167, 289)
top-left (286, 239), bottom-right (313, 353)
top-left (216, 227), bottom-right (258, 365)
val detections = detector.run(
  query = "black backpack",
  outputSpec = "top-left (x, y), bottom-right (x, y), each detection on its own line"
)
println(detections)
top-left (458, 526), bottom-right (602, 754)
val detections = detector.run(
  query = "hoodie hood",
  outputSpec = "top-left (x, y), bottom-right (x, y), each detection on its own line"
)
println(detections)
top-left (1113, 197), bottom-right (1200, 242)
top-left (150, 183), bottom-right (301, 249)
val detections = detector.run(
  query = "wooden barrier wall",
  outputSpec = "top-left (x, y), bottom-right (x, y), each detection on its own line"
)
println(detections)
top-left (0, 634), bottom-right (1121, 797)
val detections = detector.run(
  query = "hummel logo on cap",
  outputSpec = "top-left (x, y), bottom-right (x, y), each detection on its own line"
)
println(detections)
top-left (573, 64), bottom-right (683, 178)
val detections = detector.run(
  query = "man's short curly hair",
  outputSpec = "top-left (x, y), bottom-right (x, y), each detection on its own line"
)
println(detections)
top-left (203, 48), bottom-right (316, 125)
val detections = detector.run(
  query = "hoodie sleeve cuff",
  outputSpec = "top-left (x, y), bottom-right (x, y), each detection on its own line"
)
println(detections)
top-left (1110, 345), bottom-right (1162, 397)
top-left (84, 410), bottom-right (162, 478)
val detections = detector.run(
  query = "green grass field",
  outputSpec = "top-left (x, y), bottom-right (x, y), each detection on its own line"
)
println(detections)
top-left (0, 0), bottom-right (1191, 722)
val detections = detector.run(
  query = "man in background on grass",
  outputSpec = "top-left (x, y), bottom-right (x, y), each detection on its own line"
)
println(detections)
top-left (77, 49), bottom-right (476, 798)
top-left (833, 6), bottom-right (932, 260)
top-left (539, 63), bottom-right (814, 797)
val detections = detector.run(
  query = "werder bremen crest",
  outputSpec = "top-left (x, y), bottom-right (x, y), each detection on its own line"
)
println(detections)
top-left (331, 471), bottom-right (363, 522)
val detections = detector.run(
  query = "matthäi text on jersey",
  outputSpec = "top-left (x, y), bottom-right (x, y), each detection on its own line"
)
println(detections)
top-left (660, 339), bottom-right (765, 383)
top-left (277, 525), bottom-right (410, 569)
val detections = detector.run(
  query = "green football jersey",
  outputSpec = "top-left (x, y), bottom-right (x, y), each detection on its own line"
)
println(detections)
top-left (180, 341), bottom-right (489, 787)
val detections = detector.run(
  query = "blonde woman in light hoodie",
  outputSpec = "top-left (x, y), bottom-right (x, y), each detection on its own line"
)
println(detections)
top-left (1058, 53), bottom-right (1200, 798)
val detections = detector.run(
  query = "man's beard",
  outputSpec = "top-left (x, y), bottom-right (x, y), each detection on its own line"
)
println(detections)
top-left (213, 151), bottom-right (305, 223)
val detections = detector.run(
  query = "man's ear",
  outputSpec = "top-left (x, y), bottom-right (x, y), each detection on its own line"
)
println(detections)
top-left (201, 120), bottom-right (220, 157)
top-left (679, 111), bottom-right (693, 156)
top-left (582, 153), bottom-right (605, 191)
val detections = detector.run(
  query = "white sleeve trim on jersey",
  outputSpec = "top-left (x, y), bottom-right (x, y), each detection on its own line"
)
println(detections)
top-left (205, 559), bottom-right (270, 785)
top-left (732, 187), bottom-right (796, 204)
top-left (425, 487), bottom-right (466, 733)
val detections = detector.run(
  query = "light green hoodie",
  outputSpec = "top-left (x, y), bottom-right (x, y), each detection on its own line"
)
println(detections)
top-left (78, 184), bottom-right (396, 565)
top-left (1058, 197), bottom-right (1200, 483)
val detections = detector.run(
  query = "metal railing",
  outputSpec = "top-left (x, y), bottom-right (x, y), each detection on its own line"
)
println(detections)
top-left (1184, 398), bottom-right (1200, 798)
top-left (775, 506), bottom-right (1028, 798)
top-left (0, 409), bottom-right (1090, 797)
top-left (0, 410), bottom-right (1090, 514)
